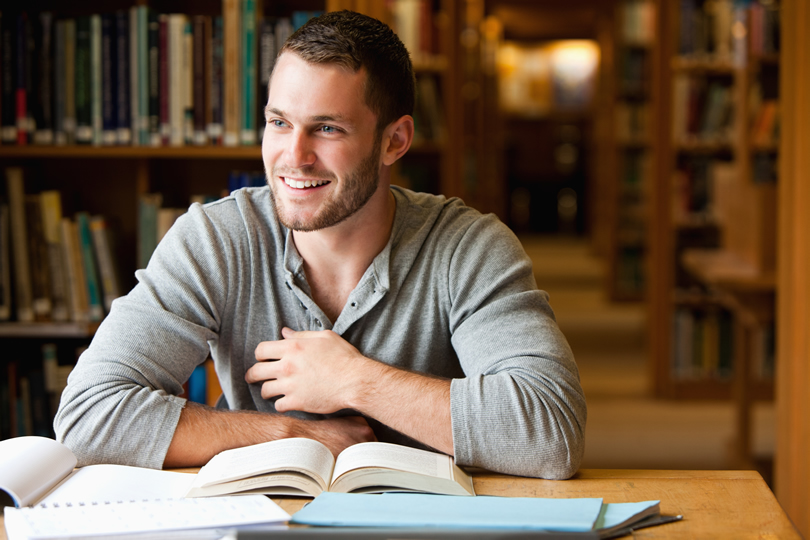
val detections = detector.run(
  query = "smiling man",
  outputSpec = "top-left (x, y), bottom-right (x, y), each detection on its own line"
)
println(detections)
top-left (55, 11), bottom-right (586, 480)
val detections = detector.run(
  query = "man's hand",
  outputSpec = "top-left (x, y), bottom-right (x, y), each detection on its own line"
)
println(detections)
top-left (246, 327), bottom-right (378, 414)
top-left (293, 415), bottom-right (377, 457)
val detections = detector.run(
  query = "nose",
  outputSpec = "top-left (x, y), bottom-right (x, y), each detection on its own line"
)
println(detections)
top-left (284, 129), bottom-right (316, 169)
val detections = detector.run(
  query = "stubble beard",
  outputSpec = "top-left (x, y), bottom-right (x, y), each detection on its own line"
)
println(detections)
top-left (268, 142), bottom-right (382, 232)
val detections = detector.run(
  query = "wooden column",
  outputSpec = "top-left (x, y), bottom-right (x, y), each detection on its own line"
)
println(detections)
top-left (775, 0), bottom-right (810, 534)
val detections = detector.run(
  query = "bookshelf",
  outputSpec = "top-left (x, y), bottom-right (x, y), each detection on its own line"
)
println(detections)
top-left (649, 0), bottom-right (780, 469)
top-left (604, 0), bottom-right (657, 301)
top-left (0, 0), bottom-right (468, 440)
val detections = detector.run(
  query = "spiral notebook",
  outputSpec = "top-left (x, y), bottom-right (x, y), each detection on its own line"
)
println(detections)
top-left (1, 437), bottom-right (290, 540)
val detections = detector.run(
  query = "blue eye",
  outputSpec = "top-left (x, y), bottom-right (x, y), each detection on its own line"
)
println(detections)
top-left (320, 125), bottom-right (339, 134)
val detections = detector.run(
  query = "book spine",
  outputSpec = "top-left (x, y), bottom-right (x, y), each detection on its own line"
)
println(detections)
top-left (7, 361), bottom-right (18, 437)
top-left (258, 17), bottom-right (276, 143)
top-left (54, 20), bottom-right (66, 145)
top-left (183, 18), bottom-right (193, 145)
top-left (241, 0), bottom-right (257, 145)
top-left (138, 6), bottom-right (149, 145)
top-left (74, 16), bottom-right (92, 144)
top-left (115, 10), bottom-right (131, 145)
top-left (60, 217), bottom-right (86, 322)
top-left (169, 15), bottom-right (184, 147)
top-left (63, 19), bottom-right (76, 145)
top-left (75, 212), bottom-right (104, 321)
top-left (89, 215), bottom-right (121, 313)
top-left (148, 10), bottom-right (161, 146)
top-left (129, 7), bottom-right (139, 146)
top-left (91, 14), bottom-right (102, 146)
top-left (223, 0), bottom-right (241, 147)
top-left (40, 191), bottom-right (69, 322)
top-left (5, 167), bottom-right (34, 322)
top-left (101, 13), bottom-right (117, 145)
top-left (34, 12), bottom-right (54, 145)
top-left (192, 16), bottom-right (208, 145)
top-left (203, 16), bottom-right (213, 144)
top-left (158, 15), bottom-right (169, 145)
top-left (1, 15), bottom-right (18, 144)
top-left (25, 195), bottom-right (53, 320)
top-left (15, 13), bottom-right (30, 145)
top-left (208, 16), bottom-right (223, 145)
top-left (138, 193), bottom-right (162, 268)
top-left (0, 203), bottom-right (11, 320)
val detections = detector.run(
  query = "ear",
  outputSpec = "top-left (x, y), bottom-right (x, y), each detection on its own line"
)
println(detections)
top-left (381, 115), bottom-right (414, 166)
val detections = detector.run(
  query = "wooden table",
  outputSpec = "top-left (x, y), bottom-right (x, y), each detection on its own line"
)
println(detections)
top-left (1, 469), bottom-right (798, 539)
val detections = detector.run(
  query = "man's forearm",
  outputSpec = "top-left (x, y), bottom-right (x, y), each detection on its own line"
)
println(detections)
top-left (349, 362), bottom-right (454, 456)
top-left (163, 402), bottom-right (377, 468)
top-left (163, 402), bottom-right (294, 467)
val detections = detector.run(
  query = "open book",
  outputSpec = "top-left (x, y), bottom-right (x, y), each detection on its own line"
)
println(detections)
top-left (185, 438), bottom-right (475, 498)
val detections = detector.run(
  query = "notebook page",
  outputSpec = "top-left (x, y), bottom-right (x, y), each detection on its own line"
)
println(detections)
top-left (37, 465), bottom-right (195, 507)
top-left (3, 495), bottom-right (290, 540)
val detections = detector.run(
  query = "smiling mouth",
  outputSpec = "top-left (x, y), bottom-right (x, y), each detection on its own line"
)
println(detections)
top-left (282, 177), bottom-right (331, 189)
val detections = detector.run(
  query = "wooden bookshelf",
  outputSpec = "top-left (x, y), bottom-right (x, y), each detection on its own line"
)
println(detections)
top-left (0, 0), bottom-right (471, 440)
top-left (603, 0), bottom-right (657, 302)
top-left (649, 0), bottom-right (780, 471)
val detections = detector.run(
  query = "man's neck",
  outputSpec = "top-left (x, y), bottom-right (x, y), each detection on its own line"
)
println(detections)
top-left (292, 187), bottom-right (396, 323)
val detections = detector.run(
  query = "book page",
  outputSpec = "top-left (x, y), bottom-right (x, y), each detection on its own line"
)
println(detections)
top-left (332, 442), bottom-right (453, 484)
top-left (37, 465), bottom-right (195, 507)
top-left (194, 438), bottom-right (334, 491)
top-left (0, 436), bottom-right (77, 508)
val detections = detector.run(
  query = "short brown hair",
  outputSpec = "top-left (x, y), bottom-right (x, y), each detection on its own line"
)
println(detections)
top-left (278, 10), bottom-right (415, 134)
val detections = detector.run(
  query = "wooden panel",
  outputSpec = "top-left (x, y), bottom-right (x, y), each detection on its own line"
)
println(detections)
top-left (775, 0), bottom-right (810, 535)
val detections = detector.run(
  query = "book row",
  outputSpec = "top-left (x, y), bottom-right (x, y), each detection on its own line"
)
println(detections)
top-left (671, 306), bottom-right (733, 381)
top-left (0, 1), bottom-right (448, 150)
top-left (672, 74), bottom-right (736, 146)
top-left (2, 167), bottom-right (124, 324)
top-left (1, 343), bottom-right (76, 440)
top-left (0, 5), bottom-right (320, 148)
top-left (677, 0), bottom-right (771, 66)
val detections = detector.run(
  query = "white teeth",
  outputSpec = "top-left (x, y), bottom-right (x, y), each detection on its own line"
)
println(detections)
top-left (284, 178), bottom-right (327, 189)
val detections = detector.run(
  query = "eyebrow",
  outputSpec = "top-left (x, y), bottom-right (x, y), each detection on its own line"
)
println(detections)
top-left (265, 106), bottom-right (350, 125)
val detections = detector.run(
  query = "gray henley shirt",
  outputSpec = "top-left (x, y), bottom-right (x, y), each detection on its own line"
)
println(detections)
top-left (54, 186), bottom-right (586, 479)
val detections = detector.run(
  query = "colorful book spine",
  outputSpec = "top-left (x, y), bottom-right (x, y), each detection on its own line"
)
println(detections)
top-left (15, 13), bottom-right (30, 145)
top-left (183, 18), bottom-right (194, 145)
top-left (169, 14), bottom-right (185, 147)
top-left (60, 217), bottom-right (88, 322)
top-left (241, 0), bottom-right (257, 145)
top-left (63, 19), bottom-right (76, 145)
top-left (129, 7), bottom-right (140, 146)
top-left (25, 195), bottom-right (53, 320)
top-left (0, 203), bottom-right (10, 321)
top-left (89, 215), bottom-right (121, 313)
top-left (74, 16), bottom-right (93, 144)
top-left (258, 17), bottom-right (276, 143)
top-left (39, 191), bottom-right (69, 322)
top-left (208, 16), bottom-right (223, 145)
top-left (6, 167), bottom-right (33, 322)
top-left (91, 14), bottom-right (103, 146)
top-left (138, 6), bottom-right (149, 145)
top-left (115, 10), bottom-right (131, 145)
top-left (54, 19), bottom-right (66, 145)
top-left (192, 16), bottom-right (208, 145)
top-left (33, 12), bottom-right (55, 145)
top-left (1, 15), bottom-right (17, 144)
top-left (159, 14), bottom-right (170, 145)
top-left (223, 0), bottom-right (241, 147)
top-left (148, 10), bottom-right (161, 146)
top-left (75, 212), bottom-right (104, 321)
top-left (101, 13), bottom-right (117, 145)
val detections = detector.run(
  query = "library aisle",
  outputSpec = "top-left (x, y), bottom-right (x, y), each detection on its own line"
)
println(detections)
top-left (520, 235), bottom-right (775, 473)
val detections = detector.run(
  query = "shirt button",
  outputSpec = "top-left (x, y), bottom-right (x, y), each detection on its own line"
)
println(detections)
top-left (351, 302), bottom-right (357, 308)
top-left (315, 319), bottom-right (322, 327)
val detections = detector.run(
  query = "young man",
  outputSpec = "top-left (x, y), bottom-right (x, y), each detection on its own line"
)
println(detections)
top-left (55, 11), bottom-right (586, 480)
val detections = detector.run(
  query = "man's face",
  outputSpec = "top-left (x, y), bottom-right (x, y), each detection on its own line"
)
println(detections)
top-left (262, 53), bottom-right (383, 232)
